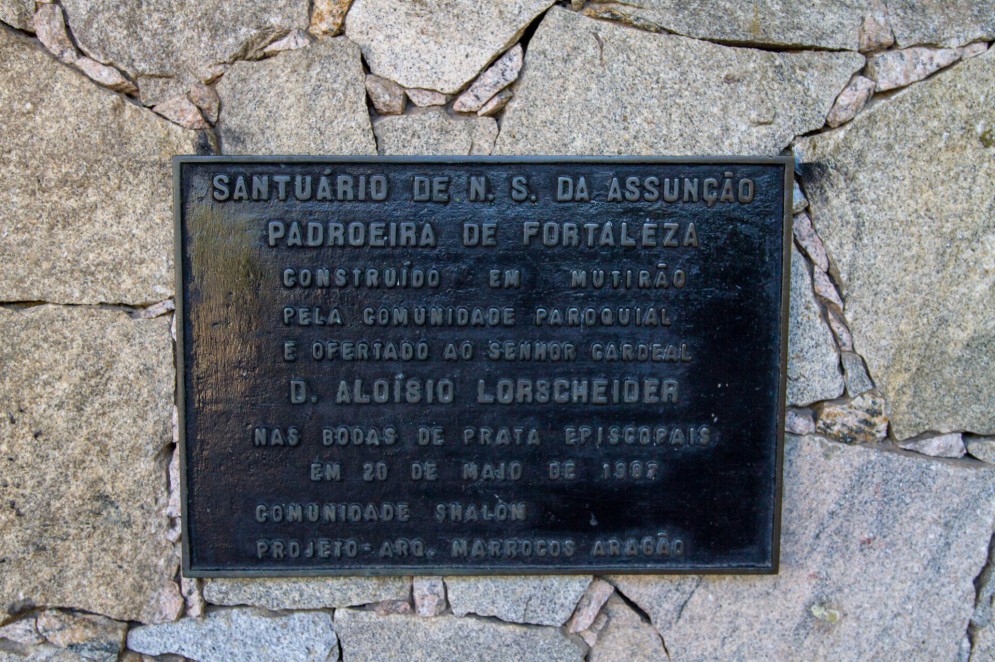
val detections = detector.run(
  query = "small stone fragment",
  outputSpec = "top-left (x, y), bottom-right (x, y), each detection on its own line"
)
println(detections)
top-left (866, 47), bottom-right (960, 91)
top-left (858, 2), bottom-right (894, 53)
top-left (793, 212), bottom-right (829, 273)
top-left (187, 83), bottom-right (220, 124)
top-left (898, 432), bottom-right (966, 458)
top-left (587, 595), bottom-right (667, 662)
top-left (263, 29), bottom-right (311, 55)
top-left (567, 579), bottom-right (614, 633)
top-left (813, 269), bottom-right (845, 310)
top-left (579, 611), bottom-right (609, 647)
top-left (374, 600), bottom-right (413, 616)
top-left (786, 408), bottom-right (816, 436)
top-left (128, 608), bottom-right (337, 662)
top-left (826, 307), bottom-right (854, 351)
top-left (961, 42), bottom-right (989, 58)
top-left (165, 446), bottom-right (180, 520)
top-left (965, 437), bottom-right (995, 464)
top-left (36, 609), bottom-right (128, 662)
top-left (478, 88), bottom-right (513, 116)
top-left (153, 95), bottom-right (209, 129)
top-left (310, 0), bottom-right (352, 37)
top-left (454, 43), bottom-right (523, 114)
top-left (815, 391), bottom-right (889, 444)
top-left (134, 298), bottom-right (176, 320)
top-left (406, 88), bottom-right (449, 107)
top-left (180, 576), bottom-right (205, 618)
top-left (826, 75), bottom-right (875, 128)
top-left (0, 615), bottom-right (43, 646)
top-left (841, 351), bottom-right (874, 397)
top-left (792, 181), bottom-right (808, 214)
top-left (74, 57), bottom-right (139, 94)
top-left (34, 4), bottom-right (78, 63)
top-left (365, 74), bottom-right (406, 115)
top-left (413, 577), bottom-right (447, 617)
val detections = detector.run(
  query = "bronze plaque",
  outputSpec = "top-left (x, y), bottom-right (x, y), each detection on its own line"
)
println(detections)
top-left (175, 156), bottom-right (792, 576)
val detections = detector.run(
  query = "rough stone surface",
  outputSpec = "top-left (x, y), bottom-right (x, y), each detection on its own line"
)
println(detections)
top-left (0, 617), bottom-right (43, 646)
top-left (478, 88), bottom-right (513, 116)
top-left (826, 75), bottom-right (875, 127)
top-left (216, 37), bottom-right (374, 154)
top-left (495, 8), bottom-right (863, 156)
top-left (153, 95), bottom-right (209, 129)
top-left (796, 48), bottom-right (995, 439)
top-left (0, 307), bottom-right (177, 623)
top-left (310, 0), bottom-right (352, 36)
top-left (612, 435), bottom-right (995, 661)
top-left (36, 610), bottom-right (127, 662)
top-left (187, 83), bottom-right (220, 124)
top-left (74, 57), bottom-right (138, 94)
top-left (34, 4), bottom-right (77, 63)
top-left (346, 0), bottom-right (554, 94)
top-left (0, 29), bottom-right (198, 305)
top-left (413, 577), bottom-right (447, 617)
top-left (582, 0), bottom-right (869, 49)
top-left (203, 577), bottom-right (410, 610)
top-left (815, 391), bottom-right (889, 444)
top-left (888, 0), bottom-right (995, 48)
top-left (841, 351), bottom-right (874, 397)
top-left (898, 432), bottom-right (966, 458)
top-left (566, 579), bottom-right (614, 633)
top-left (787, 245), bottom-right (845, 407)
top-left (335, 610), bottom-right (585, 662)
top-left (60, 0), bottom-right (309, 105)
top-left (865, 46), bottom-right (960, 90)
top-left (786, 409), bottom-right (817, 436)
top-left (406, 88), bottom-right (449, 107)
top-left (587, 595), bottom-right (666, 662)
top-left (128, 608), bottom-right (336, 662)
top-left (453, 44), bottom-right (523, 113)
top-left (0, 0), bottom-right (33, 30)
top-left (967, 437), bottom-right (995, 464)
top-left (365, 74), bottom-right (406, 115)
top-left (375, 109), bottom-right (497, 156)
top-left (446, 576), bottom-right (591, 626)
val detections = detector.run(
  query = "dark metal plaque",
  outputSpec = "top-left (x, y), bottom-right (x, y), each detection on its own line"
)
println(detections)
top-left (176, 156), bottom-right (791, 576)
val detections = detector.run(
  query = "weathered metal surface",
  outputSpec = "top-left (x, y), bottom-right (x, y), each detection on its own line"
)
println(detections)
top-left (175, 156), bottom-right (792, 575)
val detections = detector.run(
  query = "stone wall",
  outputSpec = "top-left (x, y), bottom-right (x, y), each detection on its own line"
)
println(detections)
top-left (1, 0), bottom-right (993, 660)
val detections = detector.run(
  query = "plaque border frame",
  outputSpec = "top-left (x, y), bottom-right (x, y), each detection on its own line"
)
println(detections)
top-left (174, 155), bottom-right (793, 577)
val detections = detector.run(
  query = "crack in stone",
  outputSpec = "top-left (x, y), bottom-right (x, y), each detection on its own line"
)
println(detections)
top-left (605, 579), bottom-right (676, 661)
